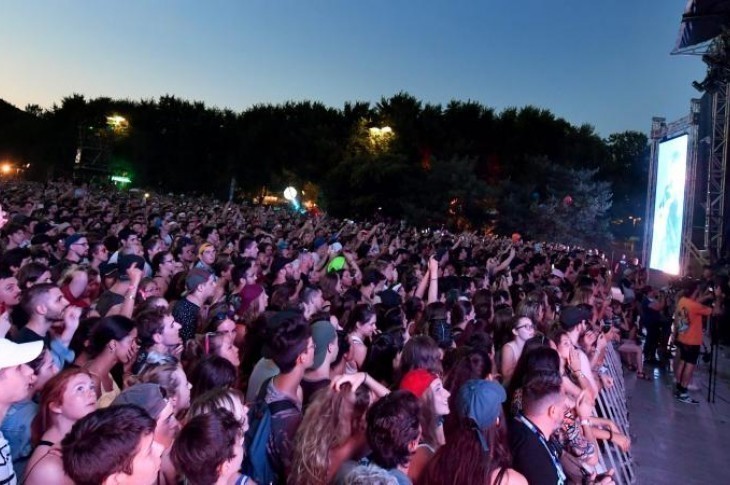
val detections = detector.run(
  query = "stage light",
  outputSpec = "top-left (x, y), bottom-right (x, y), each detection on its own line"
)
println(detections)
top-left (283, 186), bottom-right (297, 201)
top-left (110, 175), bottom-right (132, 184)
top-left (1, 163), bottom-right (11, 174)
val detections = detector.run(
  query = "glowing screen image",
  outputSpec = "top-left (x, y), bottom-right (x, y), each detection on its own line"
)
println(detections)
top-left (649, 134), bottom-right (688, 275)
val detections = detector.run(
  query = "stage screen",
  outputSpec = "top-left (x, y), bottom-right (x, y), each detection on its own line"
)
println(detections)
top-left (649, 134), bottom-right (688, 275)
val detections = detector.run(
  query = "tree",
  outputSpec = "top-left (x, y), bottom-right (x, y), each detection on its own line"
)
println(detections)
top-left (497, 158), bottom-right (613, 247)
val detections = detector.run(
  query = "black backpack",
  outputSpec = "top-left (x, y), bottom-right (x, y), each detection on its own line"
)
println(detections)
top-left (241, 377), bottom-right (296, 485)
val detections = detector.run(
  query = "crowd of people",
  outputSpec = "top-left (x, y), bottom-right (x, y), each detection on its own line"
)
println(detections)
top-left (0, 179), bottom-right (725, 485)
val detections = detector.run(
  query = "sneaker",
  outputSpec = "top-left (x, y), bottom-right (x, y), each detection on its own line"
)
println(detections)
top-left (676, 393), bottom-right (699, 404)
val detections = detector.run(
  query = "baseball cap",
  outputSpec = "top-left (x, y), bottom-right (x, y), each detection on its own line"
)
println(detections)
top-left (312, 237), bottom-right (327, 250)
top-left (456, 379), bottom-right (506, 451)
top-left (111, 383), bottom-right (168, 419)
top-left (311, 320), bottom-right (337, 370)
top-left (117, 254), bottom-right (146, 281)
top-left (559, 305), bottom-right (592, 331)
top-left (399, 368), bottom-right (438, 399)
top-left (185, 268), bottom-right (212, 293)
top-left (270, 257), bottom-right (293, 277)
top-left (64, 233), bottom-right (85, 249)
top-left (326, 255), bottom-right (346, 273)
top-left (0, 339), bottom-right (44, 370)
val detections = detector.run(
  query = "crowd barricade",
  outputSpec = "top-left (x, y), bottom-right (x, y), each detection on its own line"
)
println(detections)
top-left (592, 345), bottom-right (636, 484)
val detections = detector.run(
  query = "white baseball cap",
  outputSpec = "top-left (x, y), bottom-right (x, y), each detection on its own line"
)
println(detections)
top-left (0, 339), bottom-right (44, 370)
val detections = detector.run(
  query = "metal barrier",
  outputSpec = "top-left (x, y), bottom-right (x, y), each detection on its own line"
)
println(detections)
top-left (591, 345), bottom-right (636, 484)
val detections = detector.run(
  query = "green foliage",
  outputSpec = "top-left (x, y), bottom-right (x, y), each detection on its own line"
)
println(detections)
top-left (496, 158), bottom-right (613, 247)
top-left (0, 92), bottom-right (644, 242)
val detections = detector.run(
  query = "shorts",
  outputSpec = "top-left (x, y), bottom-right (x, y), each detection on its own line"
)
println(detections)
top-left (677, 342), bottom-right (700, 363)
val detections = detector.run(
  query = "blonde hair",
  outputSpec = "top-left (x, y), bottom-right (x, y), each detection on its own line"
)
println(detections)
top-left (289, 383), bottom-right (371, 485)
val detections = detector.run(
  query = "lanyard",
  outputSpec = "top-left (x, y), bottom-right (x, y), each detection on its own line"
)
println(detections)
top-left (517, 414), bottom-right (567, 484)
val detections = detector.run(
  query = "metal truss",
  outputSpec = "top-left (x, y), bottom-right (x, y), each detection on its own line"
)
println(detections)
top-left (705, 82), bottom-right (730, 260)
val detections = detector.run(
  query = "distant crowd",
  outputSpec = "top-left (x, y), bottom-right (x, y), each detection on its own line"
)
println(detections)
top-left (0, 179), bottom-right (726, 485)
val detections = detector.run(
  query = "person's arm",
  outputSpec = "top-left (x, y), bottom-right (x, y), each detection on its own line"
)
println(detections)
top-left (567, 348), bottom-right (596, 402)
top-left (414, 267), bottom-right (430, 300)
top-left (493, 247), bottom-right (516, 274)
top-left (342, 250), bottom-right (361, 279)
top-left (332, 372), bottom-right (390, 398)
top-left (108, 264), bottom-right (143, 319)
top-left (427, 256), bottom-right (439, 304)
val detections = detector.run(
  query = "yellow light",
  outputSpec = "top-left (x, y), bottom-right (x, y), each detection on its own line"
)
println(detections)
top-left (1, 163), bottom-right (11, 174)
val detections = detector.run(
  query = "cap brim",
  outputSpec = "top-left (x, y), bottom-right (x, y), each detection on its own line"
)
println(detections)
top-left (0, 340), bottom-right (44, 369)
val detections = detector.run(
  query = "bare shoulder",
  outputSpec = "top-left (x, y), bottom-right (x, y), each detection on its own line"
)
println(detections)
top-left (491, 468), bottom-right (528, 485)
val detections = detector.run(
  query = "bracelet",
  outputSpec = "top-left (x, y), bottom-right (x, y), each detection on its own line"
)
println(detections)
top-left (580, 419), bottom-right (591, 427)
top-left (574, 370), bottom-right (585, 379)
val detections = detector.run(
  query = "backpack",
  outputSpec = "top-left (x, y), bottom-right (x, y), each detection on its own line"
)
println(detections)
top-left (242, 377), bottom-right (296, 485)
top-left (674, 305), bottom-right (690, 334)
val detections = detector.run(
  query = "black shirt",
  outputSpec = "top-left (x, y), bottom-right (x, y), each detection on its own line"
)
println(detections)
top-left (300, 377), bottom-right (331, 410)
top-left (509, 416), bottom-right (564, 485)
top-left (172, 298), bottom-right (201, 342)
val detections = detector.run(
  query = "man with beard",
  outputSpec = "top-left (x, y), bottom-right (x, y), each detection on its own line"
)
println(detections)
top-left (14, 283), bottom-right (81, 369)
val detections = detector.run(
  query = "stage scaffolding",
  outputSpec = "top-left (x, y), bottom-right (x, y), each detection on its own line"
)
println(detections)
top-left (705, 83), bottom-right (729, 260)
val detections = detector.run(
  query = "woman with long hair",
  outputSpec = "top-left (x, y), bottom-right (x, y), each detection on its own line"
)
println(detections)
top-left (500, 316), bottom-right (536, 386)
top-left (151, 251), bottom-right (177, 297)
top-left (23, 368), bottom-right (97, 484)
top-left (418, 379), bottom-right (526, 485)
top-left (81, 315), bottom-right (138, 407)
top-left (398, 335), bottom-right (443, 383)
top-left (398, 369), bottom-right (451, 483)
top-left (289, 381), bottom-right (373, 485)
top-left (344, 304), bottom-right (377, 372)
top-left (188, 355), bottom-right (237, 401)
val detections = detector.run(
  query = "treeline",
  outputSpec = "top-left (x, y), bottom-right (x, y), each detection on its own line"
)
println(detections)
top-left (0, 93), bottom-right (648, 243)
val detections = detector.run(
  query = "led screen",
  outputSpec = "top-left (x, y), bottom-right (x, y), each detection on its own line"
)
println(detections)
top-left (649, 134), bottom-right (688, 275)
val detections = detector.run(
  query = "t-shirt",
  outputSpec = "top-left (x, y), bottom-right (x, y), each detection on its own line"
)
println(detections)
top-left (676, 297), bottom-right (712, 346)
top-left (0, 430), bottom-right (17, 485)
top-left (172, 298), bottom-right (201, 342)
top-left (301, 377), bottom-right (331, 409)
top-left (509, 416), bottom-right (564, 485)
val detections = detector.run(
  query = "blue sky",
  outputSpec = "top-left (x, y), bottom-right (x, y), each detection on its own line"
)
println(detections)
top-left (0, 0), bottom-right (703, 135)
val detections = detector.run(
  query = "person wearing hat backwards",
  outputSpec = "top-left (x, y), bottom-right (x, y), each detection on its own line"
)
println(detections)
top-left (419, 379), bottom-right (526, 485)
top-left (112, 383), bottom-right (181, 485)
top-left (300, 320), bottom-right (338, 409)
top-left (172, 268), bottom-right (217, 343)
top-left (0, 338), bottom-right (44, 484)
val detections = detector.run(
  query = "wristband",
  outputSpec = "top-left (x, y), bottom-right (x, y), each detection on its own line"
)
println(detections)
top-left (580, 419), bottom-right (591, 427)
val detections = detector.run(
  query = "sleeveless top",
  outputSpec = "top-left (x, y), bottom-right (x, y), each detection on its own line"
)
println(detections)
top-left (96, 374), bottom-right (122, 408)
top-left (344, 335), bottom-right (365, 374)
